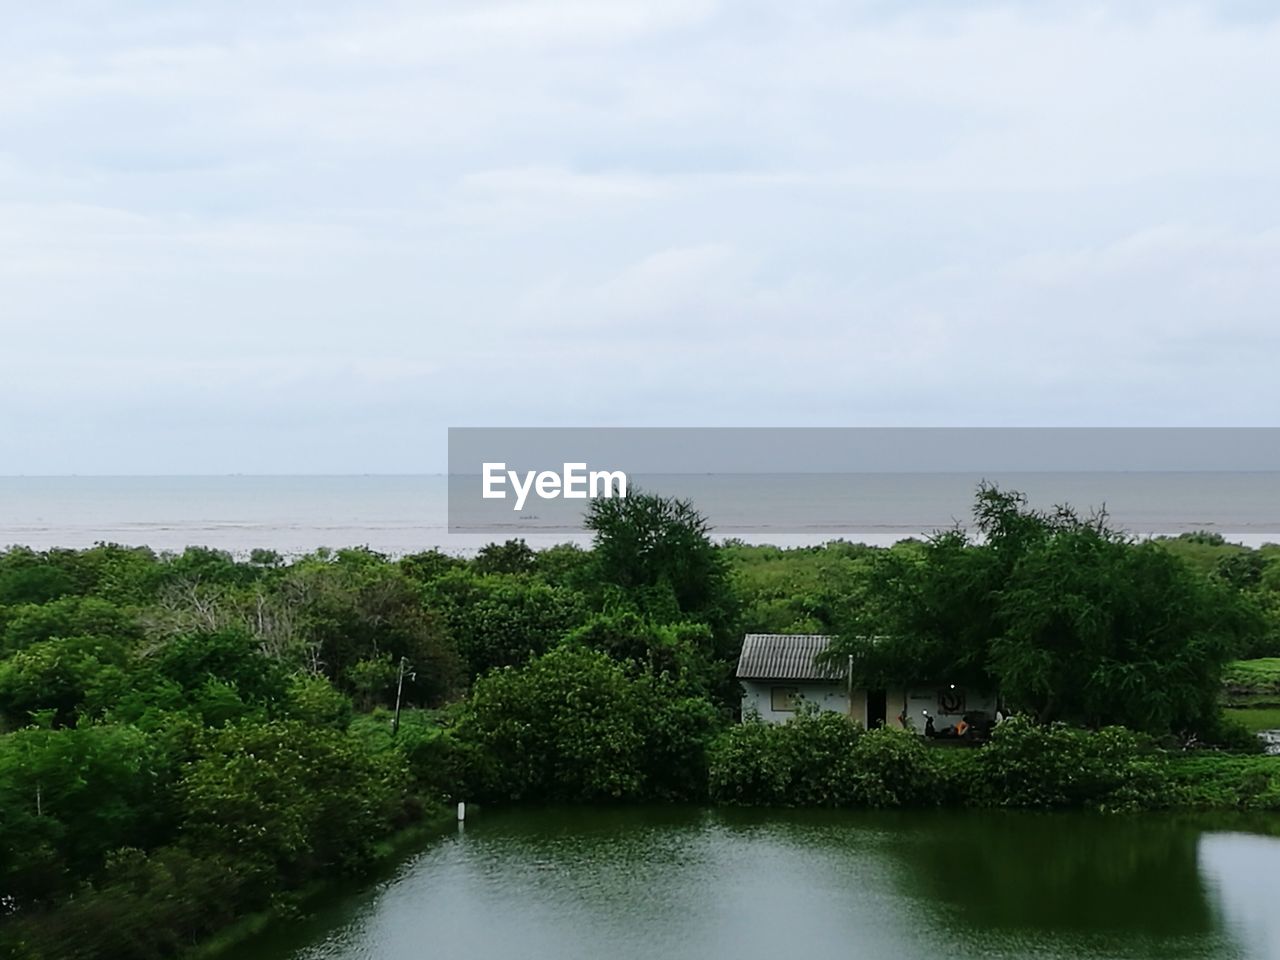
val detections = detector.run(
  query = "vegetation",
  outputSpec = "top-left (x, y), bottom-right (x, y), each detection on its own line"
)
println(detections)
top-left (710, 713), bottom-right (1278, 813)
top-left (827, 486), bottom-right (1262, 737)
top-left (1, 485), bottom-right (1278, 958)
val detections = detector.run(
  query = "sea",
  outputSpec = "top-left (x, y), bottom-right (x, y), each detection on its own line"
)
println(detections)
top-left (1, 473), bottom-right (1278, 557)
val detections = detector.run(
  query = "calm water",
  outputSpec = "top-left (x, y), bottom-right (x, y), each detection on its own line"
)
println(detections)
top-left (238, 808), bottom-right (1280, 960)
top-left (2, 473), bottom-right (1279, 555)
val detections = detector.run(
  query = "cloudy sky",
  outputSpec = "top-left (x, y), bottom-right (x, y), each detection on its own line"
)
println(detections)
top-left (2, 1), bottom-right (1279, 473)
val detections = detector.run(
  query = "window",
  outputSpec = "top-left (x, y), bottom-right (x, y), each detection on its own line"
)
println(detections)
top-left (771, 686), bottom-right (799, 712)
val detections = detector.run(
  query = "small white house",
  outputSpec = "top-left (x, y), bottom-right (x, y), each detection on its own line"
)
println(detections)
top-left (736, 633), bottom-right (997, 732)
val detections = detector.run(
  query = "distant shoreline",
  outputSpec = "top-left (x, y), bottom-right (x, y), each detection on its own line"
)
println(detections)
top-left (4, 472), bottom-right (1280, 555)
top-left (1, 530), bottom-right (1278, 561)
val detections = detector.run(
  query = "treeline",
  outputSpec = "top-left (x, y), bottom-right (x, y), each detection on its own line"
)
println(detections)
top-left (1, 487), bottom-right (1279, 959)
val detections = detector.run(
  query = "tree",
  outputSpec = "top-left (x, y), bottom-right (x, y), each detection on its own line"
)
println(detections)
top-left (398, 549), bottom-right (465, 585)
top-left (566, 611), bottom-right (718, 696)
top-left (0, 634), bottom-right (132, 728)
top-left (179, 720), bottom-right (405, 884)
top-left (472, 539), bottom-right (536, 576)
top-left (992, 528), bottom-right (1247, 733)
top-left (151, 629), bottom-right (289, 707)
top-left (459, 645), bottom-right (719, 802)
top-left (0, 547), bottom-right (77, 605)
top-left (0, 724), bottom-right (171, 905)
top-left (283, 557), bottom-right (462, 704)
top-left (2, 596), bottom-right (141, 655)
top-left (585, 490), bottom-right (738, 652)
top-left (424, 568), bottom-right (586, 679)
top-left (831, 485), bottom-right (1255, 737)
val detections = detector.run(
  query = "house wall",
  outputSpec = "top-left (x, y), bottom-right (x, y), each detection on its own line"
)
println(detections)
top-left (898, 686), bottom-right (999, 733)
top-left (741, 680), bottom-right (852, 723)
top-left (849, 688), bottom-right (867, 728)
top-left (741, 680), bottom-right (996, 732)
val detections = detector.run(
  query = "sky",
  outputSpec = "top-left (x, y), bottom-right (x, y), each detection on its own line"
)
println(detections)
top-left (2, 0), bottom-right (1279, 474)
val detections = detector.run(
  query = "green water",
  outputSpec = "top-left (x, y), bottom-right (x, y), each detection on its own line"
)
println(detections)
top-left (239, 808), bottom-right (1280, 960)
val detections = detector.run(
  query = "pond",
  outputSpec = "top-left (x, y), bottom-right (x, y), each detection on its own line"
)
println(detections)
top-left (238, 808), bottom-right (1280, 960)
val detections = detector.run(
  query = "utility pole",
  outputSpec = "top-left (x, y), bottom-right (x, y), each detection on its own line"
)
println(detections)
top-left (392, 656), bottom-right (407, 736)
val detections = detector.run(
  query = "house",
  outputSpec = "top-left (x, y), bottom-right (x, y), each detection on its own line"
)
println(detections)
top-left (735, 633), bottom-right (998, 732)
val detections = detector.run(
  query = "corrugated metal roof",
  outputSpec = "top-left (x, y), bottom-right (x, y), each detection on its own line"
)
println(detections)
top-left (735, 633), bottom-right (846, 681)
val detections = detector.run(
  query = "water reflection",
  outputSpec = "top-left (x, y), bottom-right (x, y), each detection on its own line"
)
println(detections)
top-left (882, 812), bottom-right (1214, 934)
top-left (237, 808), bottom-right (1280, 960)
top-left (1200, 831), bottom-right (1280, 960)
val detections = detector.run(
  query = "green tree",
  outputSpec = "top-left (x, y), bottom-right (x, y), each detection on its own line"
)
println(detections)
top-left (832, 485), bottom-right (1254, 737)
top-left (459, 645), bottom-right (719, 802)
top-left (0, 547), bottom-right (77, 604)
top-left (585, 490), bottom-right (738, 654)
top-left (0, 634), bottom-right (132, 728)
top-left (152, 629), bottom-right (289, 707)
top-left (472, 538), bottom-right (536, 576)
top-left (283, 557), bottom-right (462, 704)
top-left (566, 611), bottom-right (719, 696)
top-left (179, 720), bottom-right (406, 884)
top-left (2, 596), bottom-right (141, 655)
top-left (0, 724), bottom-right (171, 905)
top-left (425, 569), bottom-right (586, 679)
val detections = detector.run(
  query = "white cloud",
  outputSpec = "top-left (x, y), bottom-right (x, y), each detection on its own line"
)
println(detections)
top-left (1, 1), bottom-right (1279, 472)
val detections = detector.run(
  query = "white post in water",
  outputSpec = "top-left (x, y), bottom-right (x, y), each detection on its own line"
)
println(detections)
top-left (457, 801), bottom-right (466, 822)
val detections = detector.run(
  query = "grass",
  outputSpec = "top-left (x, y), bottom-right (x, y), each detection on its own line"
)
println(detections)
top-left (347, 707), bottom-right (449, 752)
top-left (1224, 707), bottom-right (1280, 733)
top-left (1223, 658), bottom-right (1280, 691)
top-left (1221, 659), bottom-right (1280, 708)
top-left (1166, 753), bottom-right (1280, 811)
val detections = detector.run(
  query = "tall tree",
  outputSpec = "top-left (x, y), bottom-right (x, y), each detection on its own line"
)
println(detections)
top-left (585, 490), bottom-right (738, 653)
top-left (831, 485), bottom-right (1255, 736)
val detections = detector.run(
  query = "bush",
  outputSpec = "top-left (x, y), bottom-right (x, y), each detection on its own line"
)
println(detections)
top-left (847, 727), bottom-right (940, 808)
top-left (458, 645), bottom-right (719, 802)
top-left (711, 711), bottom-right (942, 808)
top-left (977, 716), bottom-right (1167, 811)
top-left (1, 848), bottom-right (247, 960)
top-left (282, 674), bottom-right (353, 730)
top-left (179, 720), bottom-right (407, 884)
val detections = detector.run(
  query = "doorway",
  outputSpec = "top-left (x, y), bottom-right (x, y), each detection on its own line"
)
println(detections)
top-left (867, 689), bottom-right (887, 728)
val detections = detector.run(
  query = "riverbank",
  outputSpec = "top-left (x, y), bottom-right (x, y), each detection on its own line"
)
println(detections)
top-left (704, 713), bottom-right (1280, 812)
top-left (1, 807), bottom-right (457, 960)
top-left (186, 811), bottom-right (456, 960)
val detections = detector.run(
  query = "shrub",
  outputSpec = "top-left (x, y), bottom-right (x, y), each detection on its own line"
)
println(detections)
top-left (978, 716), bottom-right (1166, 811)
top-left (0, 847), bottom-right (247, 960)
top-left (179, 720), bottom-right (406, 883)
top-left (1166, 755), bottom-right (1280, 810)
top-left (847, 727), bottom-right (939, 808)
top-left (707, 713), bottom-right (792, 805)
top-left (457, 645), bottom-right (720, 802)
top-left (709, 709), bottom-right (865, 806)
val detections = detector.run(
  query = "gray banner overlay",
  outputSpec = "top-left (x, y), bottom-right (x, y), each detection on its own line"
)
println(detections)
top-left (448, 428), bottom-right (1280, 537)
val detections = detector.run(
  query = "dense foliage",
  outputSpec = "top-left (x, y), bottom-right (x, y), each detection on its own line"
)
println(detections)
top-left (1, 486), bottom-right (1278, 959)
top-left (710, 713), bottom-right (1278, 813)
top-left (829, 487), bottom-right (1262, 736)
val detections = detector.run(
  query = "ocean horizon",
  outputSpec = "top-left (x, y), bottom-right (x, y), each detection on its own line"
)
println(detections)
top-left (2, 472), bottom-right (1278, 557)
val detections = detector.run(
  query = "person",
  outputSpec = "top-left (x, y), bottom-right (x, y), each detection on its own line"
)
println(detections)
top-left (924, 714), bottom-right (936, 738)
top-left (954, 717), bottom-right (970, 738)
